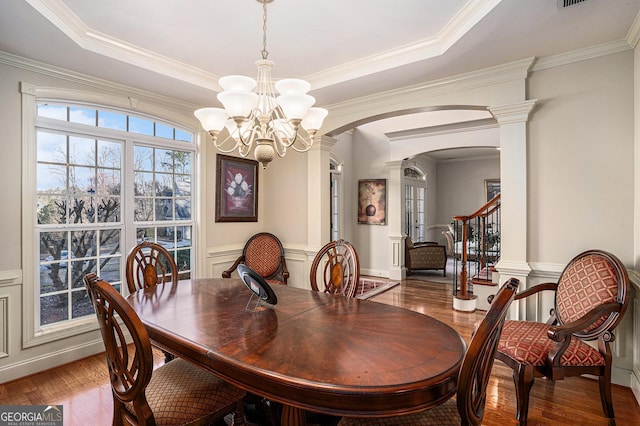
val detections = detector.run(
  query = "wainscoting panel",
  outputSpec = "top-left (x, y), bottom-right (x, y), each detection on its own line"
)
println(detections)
top-left (632, 295), bottom-right (640, 405)
top-left (205, 244), bottom-right (315, 290)
top-left (0, 295), bottom-right (7, 358)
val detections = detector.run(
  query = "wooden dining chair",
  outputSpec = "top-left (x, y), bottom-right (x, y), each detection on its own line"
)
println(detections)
top-left (222, 232), bottom-right (289, 285)
top-left (338, 277), bottom-right (519, 426)
top-left (495, 250), bottom-right (630, 424)
top-left (126, 241), bottom-right (179, 362)
top-left (83, 273), bottom-right (246, 426)
top-left (310, 239), bottom-right (360, 298)
top-left (125, 240), bottom-right (178, 293)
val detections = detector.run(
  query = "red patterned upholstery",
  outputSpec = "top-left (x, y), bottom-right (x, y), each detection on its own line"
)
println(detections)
top-left (222, 232), bottom-right (289, 285)
top-left (495, 250), bottom-right (629, 424)
top-left (245, 234), bottom-right (281, 278)
top-left (556, 254), bottom-right (618, 332)
top-left (499, 321), bottom-right (605, 366)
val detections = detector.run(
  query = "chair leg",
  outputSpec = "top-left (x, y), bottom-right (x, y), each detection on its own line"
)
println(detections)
top-left (512, 364), bottom-right (535, 424)
top-left (599, 373), bottom-right (615, 418)
top-left (162, 350), bottom-right (175, 363)
top-left (230, 399), bottom-right (246, 426)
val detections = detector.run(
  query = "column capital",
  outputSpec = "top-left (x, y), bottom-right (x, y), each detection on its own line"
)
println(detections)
top-left (489, 100), bottom-right (538, 125)
top-left (310, 134), bottom-right (337, 153)
top-left (385, 159), bottom-right (404, 171)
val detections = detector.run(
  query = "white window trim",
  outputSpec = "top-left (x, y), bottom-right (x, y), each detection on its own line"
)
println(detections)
top-left (330, 156), bottom-right (344, 241)
top-left (20, 82), bottom-right (201, 348)
top-left (403, 165), bottom-right (427, 241)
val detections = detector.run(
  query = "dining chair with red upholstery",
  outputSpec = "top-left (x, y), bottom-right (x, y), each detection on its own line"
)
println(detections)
top-left (222, 232), bottom-right (289, 285)
top-left (495, 249), bottom-right (630, 424)
top-left (310, 239), bottom-right (360, 298)
top-left (338, 277), bottom-right (520, 425)
top-left (83, 273), bottom-right (246, 426)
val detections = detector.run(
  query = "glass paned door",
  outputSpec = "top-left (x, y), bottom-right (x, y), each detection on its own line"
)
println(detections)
top-left (405, 184), bottom-right (425, 242)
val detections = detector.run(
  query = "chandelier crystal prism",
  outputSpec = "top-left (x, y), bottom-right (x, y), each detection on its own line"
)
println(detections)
top-left (194, 0), bottom-right (328, 169)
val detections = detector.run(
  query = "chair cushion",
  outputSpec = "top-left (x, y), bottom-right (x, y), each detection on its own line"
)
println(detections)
top-left (125, 358), bottom-right (245, 426)
top-left (556, 253), bottom-right (618, 331)
top-left (338, 398), bottom-right (460, 425)
top-left (246, 236), bottom-right (281, 278)
top-left (498, 321), bottom-right (605, 367)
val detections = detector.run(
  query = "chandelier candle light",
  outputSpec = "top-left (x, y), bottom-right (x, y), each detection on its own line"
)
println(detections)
top-left (194, 0), bottom-right (328, 169)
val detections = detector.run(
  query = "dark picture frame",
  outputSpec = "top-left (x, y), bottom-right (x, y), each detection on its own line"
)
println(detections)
top-left (216, 154), bottom-right (259, 222)
top-left (485, 179), bottom-right (500, 202)
top-left (358, 179), bottom-right (386, 225)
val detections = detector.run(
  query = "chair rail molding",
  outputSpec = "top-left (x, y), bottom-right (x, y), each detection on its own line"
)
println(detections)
top-left (0, 270), bottom-right (21, 287)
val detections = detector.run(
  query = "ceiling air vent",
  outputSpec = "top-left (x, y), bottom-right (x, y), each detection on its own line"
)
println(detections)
top-left (558, 0), bottom-right (588, 9)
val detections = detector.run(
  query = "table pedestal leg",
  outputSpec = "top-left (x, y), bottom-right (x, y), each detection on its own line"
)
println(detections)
top-left (281, 405), bottom-right (307, 426)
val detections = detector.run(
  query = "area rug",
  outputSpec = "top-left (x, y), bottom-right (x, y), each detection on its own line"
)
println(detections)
top-left (355, 277), bottom-right (400, 299)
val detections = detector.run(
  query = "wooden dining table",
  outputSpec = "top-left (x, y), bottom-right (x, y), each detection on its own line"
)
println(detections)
top-left (126, 278), bottom-right (466, 425)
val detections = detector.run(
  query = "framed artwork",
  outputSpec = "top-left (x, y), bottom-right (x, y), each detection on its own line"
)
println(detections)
top-left (216, 154), bottom-right (259, 222)
top-left (358, 179), bottom-right (386, 225)
top-left (485, 179), bottom-right (500, 202)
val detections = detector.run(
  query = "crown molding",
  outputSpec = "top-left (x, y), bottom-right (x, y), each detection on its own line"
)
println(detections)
top-left (306, 0), bottom-right (502, 89)
top-left (387, 118), bottom-right (497, 141)
top-left (531, 39), bottom-right (632, 72)
top-left (326, 57), bottom-right (535, 113)
top-left (0, 50), bottom-right (198, 112)
top-left (24, 0), bottom-right (221, 91)
top-left (25, 0), bottom-right (502, 92)
top-left (626, 10), bottom-right (640, 49)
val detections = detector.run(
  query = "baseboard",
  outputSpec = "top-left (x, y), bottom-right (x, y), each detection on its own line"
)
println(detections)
top-left (0, 339), bottom-right (104, 384)
top-left (631, 369), bottom-right (640, 407)
top-left (361, 268), bottom-right (389, 278)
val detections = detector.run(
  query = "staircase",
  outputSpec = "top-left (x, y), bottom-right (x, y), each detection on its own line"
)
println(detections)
top-left (451, 194), bottom-right (501, 311)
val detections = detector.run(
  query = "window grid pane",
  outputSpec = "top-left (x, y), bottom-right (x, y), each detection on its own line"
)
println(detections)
top-left (36, 103), bottom-right (193, 143)
top-left (35, 102), bottom-right (196, 330)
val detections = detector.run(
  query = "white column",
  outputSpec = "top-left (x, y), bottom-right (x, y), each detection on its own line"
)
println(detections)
top-left (307, 135), bottom-right (336, 251)
top-left (386, 160), bottom-right (405, 280)
top-left (489, 100), bottom-right (536, 319)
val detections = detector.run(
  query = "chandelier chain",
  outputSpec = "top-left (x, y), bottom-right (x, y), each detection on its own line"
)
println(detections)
top-left (261, 0), bottom-right (269, 60)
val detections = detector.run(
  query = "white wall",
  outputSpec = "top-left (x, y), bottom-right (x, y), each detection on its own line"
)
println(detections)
top-left (436, 156), bottom-right (501, 230)
top-left (351, 127), bottom-right (392, 277)
top-left (527, 53), bottom-right (634, 264)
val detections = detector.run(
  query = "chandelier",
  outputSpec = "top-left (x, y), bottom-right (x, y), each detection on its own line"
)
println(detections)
top-left (194, 0), bottom-right (328, 169)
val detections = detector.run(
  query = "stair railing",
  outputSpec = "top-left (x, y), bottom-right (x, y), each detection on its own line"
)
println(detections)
top-left (452, 193), bottom-right (501, 299)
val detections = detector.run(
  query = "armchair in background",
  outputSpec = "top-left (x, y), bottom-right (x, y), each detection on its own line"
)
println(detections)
top-left (405, 236), bottom-right (447, 276)
top-left (222, 232), bottom-right (289, 285)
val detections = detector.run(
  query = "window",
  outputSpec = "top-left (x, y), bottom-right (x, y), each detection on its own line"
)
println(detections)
top-left (28, 98), bottom-right (195, 341)
top-left (330, 158), bottom-right (342, 241)
top-left (404, 166), bottom-right (426, 242)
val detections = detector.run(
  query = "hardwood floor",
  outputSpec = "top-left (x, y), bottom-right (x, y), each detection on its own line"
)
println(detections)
top-left (1, 278), bottom-right (639, 425)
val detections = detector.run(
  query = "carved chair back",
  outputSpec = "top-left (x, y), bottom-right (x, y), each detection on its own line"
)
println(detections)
top-left (310, 239), bottom-right (360, 298)
top-left (125, 241), bottom-right (178, 293)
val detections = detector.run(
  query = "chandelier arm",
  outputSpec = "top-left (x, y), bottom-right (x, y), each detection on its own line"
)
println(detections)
top-left (271, 133), bottom-right (287, 158)
top-left (288, 136), bottom-right (314, 153)
top-left (212, 134), bottom-right (243, 153)
top-left (238, 141), bottom-right (253, 158)
top-left (236, 117), bottom-right (261, 147)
